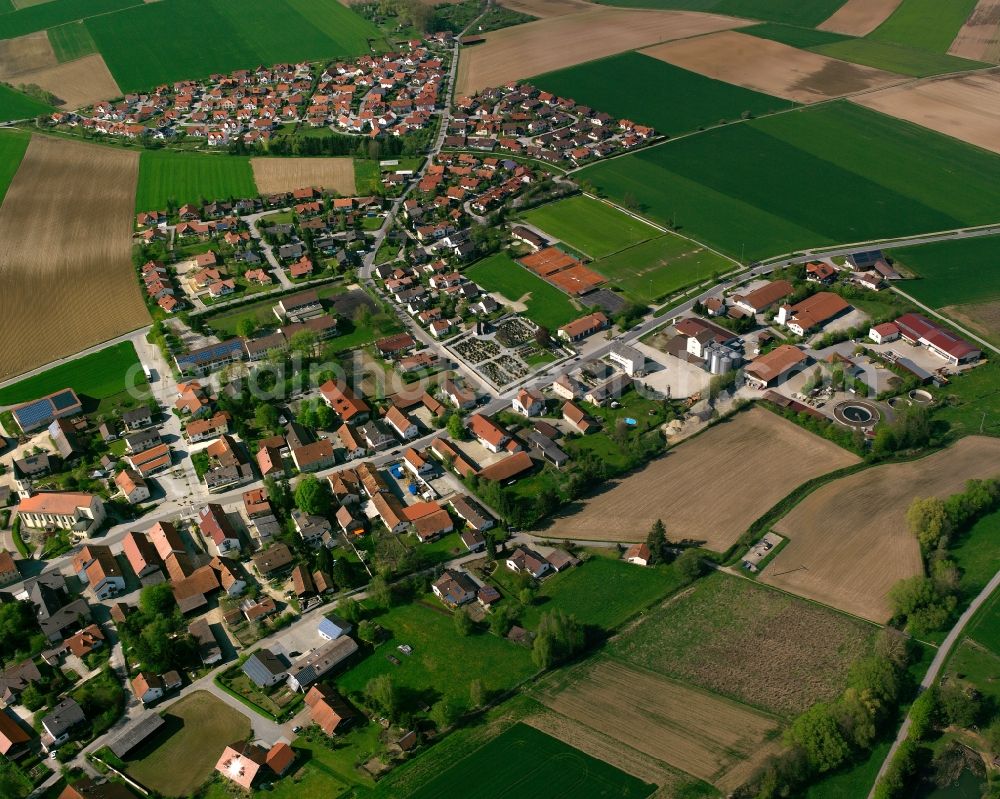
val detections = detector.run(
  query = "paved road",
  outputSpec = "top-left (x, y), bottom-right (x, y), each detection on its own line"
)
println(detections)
top-left (866, 569), bottom-right (1000, 798)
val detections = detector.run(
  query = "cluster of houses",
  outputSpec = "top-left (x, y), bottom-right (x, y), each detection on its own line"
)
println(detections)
top-left (448, 83), bottom-right (655, 166)
top-left (54, 41), bottom-right (447, 146)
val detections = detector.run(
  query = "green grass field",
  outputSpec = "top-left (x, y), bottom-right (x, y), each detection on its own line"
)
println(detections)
top-left (47, 20), bottom-right (97, 62)
top-left (590, 234), bottom-right (731, 302)
top-left (0, 341), bottom-right (142, 405)
top-left (466, 253), bottom-right (580, 329)
top-left (335, 599), bottom-right (536, 712)
top-left (0, 130), bottom-right (29, 203)
top-left (811, 38), bottom-right (986, 77)
top-left (742, 22), bottom-right (851, 49)
top-left (530, 51), bottom-right (794, 137)
top-left (0, 0), bottom-right (139, 39)
top-left (86, 0), bottom-right (378, 93)
top-left (887, 236), bottom-right (1000, 308)
top-left (870, 0), bottom-right (979, 53)
top-left (125, 691), bottom-right (251, 797)
top-left (967, 589), bottom-right (1000, 656)
top-left (521, 195), bottom-right (659, 259)
top-left (0, 83), bottom-right (53, 122)
top-left (951, 510), bottom-right (1000, 608)
top-left (136, 150), bottom-right (257, 210)
top-left (591, 0), bottom-right (844, 26)
top-left (579, 102), bottom-right (1000, 261)
top-left (405, 723), bottom-right (655, 799)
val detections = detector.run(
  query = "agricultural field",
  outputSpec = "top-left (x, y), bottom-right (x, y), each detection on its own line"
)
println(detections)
top-left (534, 657), bottom-right (780, 792)
top-left (0, 81), bottom-right (51, 119)
top-left (7, 52), bottom-right (120, 109)
top-left (335, 599), bottom-right (536, 712)
top-left (764, 436), bottom-right (1000, 622)
top-left (124, 691), bottom-right (251, 797)
top-left (811, 38), bottom-right (986, 76)
top-left (886, 234), bottom-right (1000, 308)
top-left (870, 0), bottom-right (980, 53)
top-left (591, 0), bottom-right (845, 27)
top-left (0, 128), bottom-right (29, 202)
top-left (590, 234), bottom-right (732, 302)
top-left (466, 252), bottom-right (580, 329)
top-left (542, 406), bottom-right (860, 551)
top-left (530, 51), bottom-right (795, 137)
top-left (854, 72), bottom-right (1000, 155)
top-left (404, 723), bottom-right (655, 799)
top-left (520, 194), bottom-right (659, 259)
top-left (641, 31), bottom-right (902, 103)
top-left (817, 0), bottom-right (904, 36)
top-left (610, 572), bottom-right (876, 717)
top-left (743, 21), bottom-right (852, 48)
top-left (85, 0), bottom-right (379, 93)
top-left (950, 510), bottom-right (1000, 605)
top-left (0, 0), bottom-right (140, 40)
top-left (46, 20), bottom-right (96, 61)
top-left (135, 150), bottom-right (257, 210)
top-left (950, 0), bottom-right (1000, 62)
top-left (0, 29), bottom-right (56, 77)
top-left (0, 341), bottom-right (142, 406)
top-left (0, 135), bottom-right (148, 381)
top-left (455, 6), bottom-right (749, 94)
top-left (250, 157), bottom-right (355, 196)
top-left (578, 101), bottom-right (1000, 261)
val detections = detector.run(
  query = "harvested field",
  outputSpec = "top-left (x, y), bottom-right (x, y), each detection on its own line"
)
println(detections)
top-left (9, 52), bottom-right (120, 109)
top-left (0, 31), bottom-right (56, 78)
top-left (941, 300), bottom-right (1000, 343)
top-left (456, 8), bottom-right (750, 94)
top-left (501, 0), bottom-right (596, 16)
top-left (853, 72), bottom-right (1000, 157)
top-left (250, 156), bottom-right (355, 195)
top-left (534, 658), bottom-right (780, 791)
top-left (611, 573), bottom-right (876, 717)
top-left (0, 135), bottom-right (147, 381)
top-left (764, 436), bottom-right (1000, 622)
top-left (642, 30), bottom-right (904, 103)
top-left (542, 407), bottom-right (860, 551)
top-left (818, 0), bottom-right (904, 36)
top-left (950, 0), bottom-right (1000, 62)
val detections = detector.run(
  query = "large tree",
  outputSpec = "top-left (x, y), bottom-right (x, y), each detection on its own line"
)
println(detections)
top-left (295, 475), bottom-right (331, 517)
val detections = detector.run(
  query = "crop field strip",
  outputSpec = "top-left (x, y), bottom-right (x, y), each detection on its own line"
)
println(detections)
top-left (869, 0), bottom-right (981, 53)
top-left (0, 134), bottom-right (148, 381)
top-left (0, 30), bottom-right (56, 76)
top-left (529, 50), bottom-right (796, 137)
top-left (0, 0), bottom-right (141, 39)
top-left (84, 0), bottom-right (379, 93)
top-left (817, 0), bottom-right (904, 36)
top-left (250, 157), bottom-right (356, 196)
top-left (46, 19), bottom-right (95, 61)
top-left (764, 436), bottom-right (1000, 622)
top-left (578, 101), bottom-right (1000, 261)
top-left (887, 235), bottom-right (1000, 308)
top-left (610, 572), bottom-right (876, 717)
top-left (0, 128), bottom-right (29, 201)
top-left (949, 0), bottom-right (1000, 63)
top-left (136, 150), bottom-right (258, 210)
top-left (591, 0), bottom-right (847, 27)
top-left (0, 80), bottom-right (51, 120)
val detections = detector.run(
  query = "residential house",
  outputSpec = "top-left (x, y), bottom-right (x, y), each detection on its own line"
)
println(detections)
top-left (558, 312), bottom-right (608, 342)
top-left (286, 636), bottom-right (358, 691)
top-left (114, 469), bottom-right (150, 505)
top-left (505, 546), bottom-right (550, 579)
top-left (198, 504), bottom-right (241, 554)
top-left (468, 414), bottom-right (509, 453)
top-left (18, 492), bottom-right (105, 536)
top-left (131, 672), bottom-right (164, 705)
top-left (304, 685), bottom-right (354, 736)
top-left (432, 568), bottom-right (477, 606)
top-left (625, 542), bottom-right (651, 566)
top-left (511, 388), bottom-right (544, 417)
top-left (41, 698), bottom-right (85, 752)
top-left (291, 440), bottom-right (335, 472)
top-left (242, 649), bottom-right (288, 688)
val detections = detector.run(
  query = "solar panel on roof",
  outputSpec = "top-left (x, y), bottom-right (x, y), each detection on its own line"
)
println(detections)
top-left (13, 399), bottom-right (53, 427)
top-left (50, 390), bottom-right (79, 411)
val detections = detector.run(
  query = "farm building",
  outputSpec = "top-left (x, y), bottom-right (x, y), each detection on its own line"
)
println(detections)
top-left (11, 389), bottom-right (82, 433)
top-left (894, 313), bottom-right (981, 365)
top-left (776, 292), bottom-right (851, 335)
top-left (558, 312), bottom-right (608, 342)
top-left (869, 322), bottom-right (900, 344)
top-left (732, 280), bottom-right (793, 315)
top-left (744, 345), bottom-right (809, 389)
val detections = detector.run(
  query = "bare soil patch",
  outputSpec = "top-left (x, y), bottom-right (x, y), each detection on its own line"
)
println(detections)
top-left (542, 406), bottom-right (859, 551)
top-left (456, 8), bottom-right (750, 95)
top-left (0, 135), bottom-right (147, 381)
top-left (250, 157), bottom-right (355, 195)
top-left (500, 0), bottom-right (596, 18)
top-left (533, 658), bottom-right (779, 790)
top-left (642, 30), bottom-right (903, 103)
top-left (0, 32), bottom-right (57, 79)
top-left (10, 53), bottom-right (120, 110)
top-left (853, 72), bottom-right (1000, 156)
top-left (940, 300), bottom-right (1000, 344)
top-left (950, 0), bottom-right (1000, 62)
top-left (765, 436), bottom-right (1000, 622)
top-left (818, 0), bottom-right (904, 36)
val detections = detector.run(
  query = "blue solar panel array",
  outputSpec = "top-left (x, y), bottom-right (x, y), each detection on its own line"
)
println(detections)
top-left (12, 398), bottom-right (53, 429)
top-left (176, 338), bottom-right (245, 368)
top-left (50, 389), bottom-right (79, 411)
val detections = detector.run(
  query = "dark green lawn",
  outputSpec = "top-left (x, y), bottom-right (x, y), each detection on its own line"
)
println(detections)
top-left (0, 341), bottom-right (143, 405)
top-left (0, 0), bottom-right (140, 39)
top-left (136, 150), bottom-right (257, 210)
top-left (0, 130), bottom-right (29, 202)
top-left (870, 0), bottom-right (980, 53)
top-left (888, 236), bottom-right (1000, 308)
top-left (466, 253), bottom-right (579, 329)
top-left (590, 0), bottom-right (844, 26)
top-left (0, 84), bottom-right (53, 122)
top-left (47, 20), bottom-right (98, 62)
top-left (531, 51), bottom-right (794, 137)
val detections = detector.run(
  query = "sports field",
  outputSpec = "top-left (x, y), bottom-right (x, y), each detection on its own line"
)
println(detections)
top-left (406, 723), bottom-right (655, 799)
top-left (47, 20), bottom-right (96, 61)
top-left (521, 195), bottom-right (659, 259)
top-left (0, 129), bottom-right (29, 201)
top-left (591, 235), bottom-right (731, 302)
top-left (592, 0), bottom-right (845, 26)
top-left (467, 253), bottom-right (580, 329)
top-left (887, 235), bottom-right (1000, 308)
top-left (578, 101), bottom-right (1000, 260)
top-left (0, 82), bottom-right (52, 120)
top-left (870, 0), bottom-right (980, 53)
top-left (0, 341), bottom-right (142, 405)
top-left (85, 0), bottom-right (378, 92)
top-left (0, 0), bottom-right (140, 39)
top-left (611, 572), bottom-right (876, 717)
top-left (136, 150), bottom-right (257, 210)
top-left (530, 51), bottom-right (795, 136)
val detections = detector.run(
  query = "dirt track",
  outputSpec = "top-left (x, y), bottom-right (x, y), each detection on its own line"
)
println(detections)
top-left (817, 0), bottom-right (904, 36)
top-left (541, 407), bottom-right (860, 551)
top-left (949, 0), bottom-right (1000, 62)
top-left (765, 436), bottom-right (1000, 622)
top-left (10, 54), bottom-right (121, 110)
top-left (853, 72), bottom-right (1000, 156)
top-left (456, 8), bottom-right (750, 94)
top-left (250, 157), bottom-right (356, 195)
top-left (642, 30), bottom-right (903, 103)
top-left (0, 135), bottom-right (148, 380)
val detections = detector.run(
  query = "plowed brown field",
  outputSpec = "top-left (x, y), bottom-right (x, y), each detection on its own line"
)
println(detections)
top-left (949, 0), bottom-right (1000, 62)
top-left (541, 406), bottom-right (860, 551)
top-left (765, 436), bottom-right (1000, 621)
top-left (10, 53), bottom-right (120, 110)
top-left (818, 0), bottom-right (904, 36)
top-left (0, 31), bottom-right (56, 79)
top-left (250, 157), bottom-right (355, 195)
top-left (0, 135), bottom-right (147, 381)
